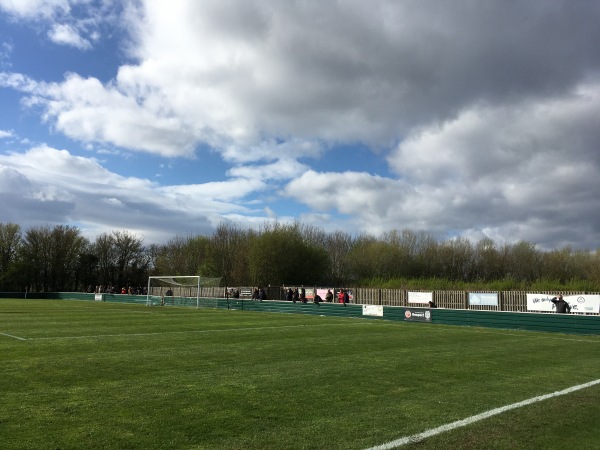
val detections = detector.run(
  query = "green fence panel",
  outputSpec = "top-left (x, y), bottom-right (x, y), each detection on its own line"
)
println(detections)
top-left (3, 293), bottom-right (598, 335)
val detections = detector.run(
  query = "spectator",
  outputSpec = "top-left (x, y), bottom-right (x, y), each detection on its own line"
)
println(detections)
top-left (258, 287), bottom-right (267, 302)
top-left (551, 294), bottom-right (571, 314)
top-left (338, 289), bottom-right (344, 304)
top-left (300, 287), bottom-right (307, 303)
top-left (286, 288), bottom-right (294, 302)
top-left (313, 293), bottom-right (323, 306)
top-left (292, 288), bottom-right (299, 303)
top-left (428, 300), bottom-right (437, 308)
top-left (165, 288), bottom-right (174, 305)
top-left (343, 289), bottom-right (349, 306)
top-left (325, 289), bottom-right (333, 303)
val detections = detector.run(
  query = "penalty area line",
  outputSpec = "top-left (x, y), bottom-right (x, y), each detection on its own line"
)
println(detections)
top-left (0, 332), bottom-right (27, 341)
top-left (365, 378), bottom-right (600, 450)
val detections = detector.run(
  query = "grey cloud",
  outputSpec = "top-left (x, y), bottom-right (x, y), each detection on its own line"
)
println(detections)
top-left (0, 147), bottom-right (261, 243)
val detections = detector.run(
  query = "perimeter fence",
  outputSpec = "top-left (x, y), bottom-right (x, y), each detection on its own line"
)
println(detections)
top-left (140, 286), bottom-right (600, 315)
top-left (3, 286), bottom-right (598, 315)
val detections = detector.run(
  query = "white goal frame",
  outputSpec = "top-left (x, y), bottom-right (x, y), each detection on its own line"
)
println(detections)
top-left (146, 275), bottom-right (201, 308)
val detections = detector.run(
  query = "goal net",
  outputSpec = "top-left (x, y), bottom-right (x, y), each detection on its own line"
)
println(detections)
top-left (146, 275), bottom-right (223, 308)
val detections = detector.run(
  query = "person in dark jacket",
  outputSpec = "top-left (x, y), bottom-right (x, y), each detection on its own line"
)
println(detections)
top-left (300, 287), bottom-right (307, 303)
top-left (551, 294), bottom-right (571, 313)
top-left (325, 289), bottom-right (333, 302)
top-left (258, 287), bottom-right (267, 302)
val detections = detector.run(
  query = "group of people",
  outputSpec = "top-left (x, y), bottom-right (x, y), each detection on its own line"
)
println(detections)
top-left (226, 288), bottom-right (241, 299)
top-left (283, 288), bottom-right (350, 306)
top-left (251, 287), bottom-right (268, 301)
top-left (286, 287), bottom-right (306, 303)
top-left (88, 285), bottom-right (147, 295)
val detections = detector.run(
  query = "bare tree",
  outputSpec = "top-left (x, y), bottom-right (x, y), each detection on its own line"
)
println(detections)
top-left (94, 230), bottom-right (148, 289)
top-left (20, 225), bottom-right (87, 291)
top-left (323, 230), bottom-right (354, 284)
top-left (0, 223), bottom-right (22, 290)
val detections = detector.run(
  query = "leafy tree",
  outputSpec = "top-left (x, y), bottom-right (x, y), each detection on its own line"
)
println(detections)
top-left (506, 240), bottom-right (541, 282)
top-left (153, 234), bottom-right (212, 276)
top-left (349, 235), bottom-right (389, 281)
top-left (473, 238), bottom-right (502, 281)
top-left (248, 223), bottom-right (329, 286)
top-left (436, 237), bottom-right (475, 281)
top-left (209, 222), bottom-right (251, 286)
top-left (585, 249), bottom-right (600, 287)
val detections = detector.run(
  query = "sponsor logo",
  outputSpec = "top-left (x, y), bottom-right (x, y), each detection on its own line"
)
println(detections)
top-left (403, 309), bottom-right (431, 322)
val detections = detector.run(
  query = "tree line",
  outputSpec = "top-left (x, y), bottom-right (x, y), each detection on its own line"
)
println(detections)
top-left (1, 221), bottom-right (599, 292)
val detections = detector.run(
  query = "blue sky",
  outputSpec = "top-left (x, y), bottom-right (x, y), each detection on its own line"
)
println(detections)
top-left (1, 1), bottom-right (600, 249)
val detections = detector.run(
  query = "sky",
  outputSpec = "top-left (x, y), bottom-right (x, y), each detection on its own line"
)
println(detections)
top-left (1, 1), bottom-right (599, 250)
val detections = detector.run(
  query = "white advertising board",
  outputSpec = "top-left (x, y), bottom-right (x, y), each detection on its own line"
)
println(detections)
top-left (468, 292), bottom-right (499, 306)
top-left (526, 294), bottom-right (600, 313)
top-left (408, 291), bottom-right (432, 304)
top-left (362, 305), bottom-right (384, 317)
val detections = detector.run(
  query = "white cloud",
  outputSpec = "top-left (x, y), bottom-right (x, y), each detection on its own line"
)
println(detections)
top-left (48, 23), bottom-right (91, 50)
top-left (0, 41), bottom-right (13, 68)
top-left (25, 73), bottom-right (198, 156)
top-left (285, 170), bottom-right (419, 235)
top-left (0, 0), bottom-right (121, 52)
top-left (114, 1), bottom-right (600, 151)
top-left (3, 1), bottom-right (600, 163)
top-left (0, 129), bottom-right (15, 138)
top-left (0, 0), bottom-right (70, 19)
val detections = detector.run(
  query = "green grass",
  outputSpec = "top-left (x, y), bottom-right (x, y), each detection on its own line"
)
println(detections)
top-left (1, 299), bottom-right (599, 449)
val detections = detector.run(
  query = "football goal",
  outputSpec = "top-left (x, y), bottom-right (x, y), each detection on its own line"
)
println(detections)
top-left (146, 275), bottom-right (222, 308)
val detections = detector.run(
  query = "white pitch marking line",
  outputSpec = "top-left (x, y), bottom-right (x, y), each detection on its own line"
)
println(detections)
top-left (365, 378), bottom-right (600, 450)
top-left (0, 332), bottom-right (27, 341)
top-left (27, 322), bottom-right (363, 340)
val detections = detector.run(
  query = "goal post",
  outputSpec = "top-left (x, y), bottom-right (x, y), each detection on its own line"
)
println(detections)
top-left (146, 275), bottom-right (222, 308)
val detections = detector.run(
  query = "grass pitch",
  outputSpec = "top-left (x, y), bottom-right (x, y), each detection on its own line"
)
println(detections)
top-left (1, 299), bottom-right (599, 449)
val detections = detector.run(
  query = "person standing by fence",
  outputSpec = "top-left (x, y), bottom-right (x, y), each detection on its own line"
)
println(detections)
top-left (551, 294), bottom-right (571, 313)
top-left (325, 289), bottom-right (333, 303)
